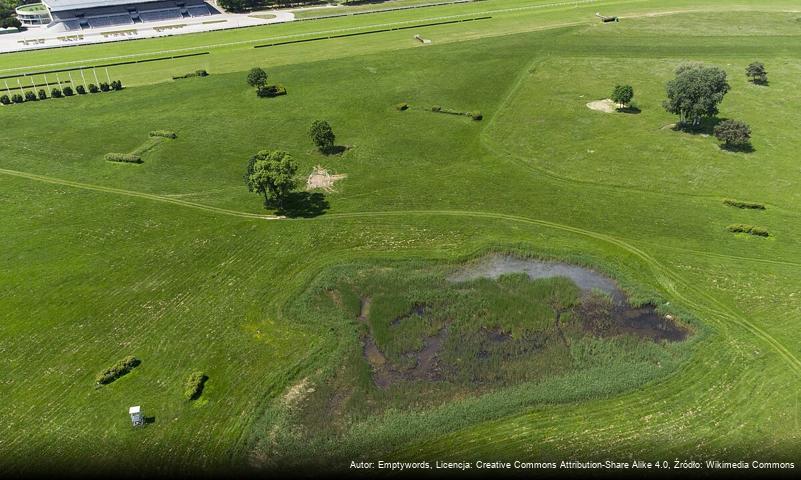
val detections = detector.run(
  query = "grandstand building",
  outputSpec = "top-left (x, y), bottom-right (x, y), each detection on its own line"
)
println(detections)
top-left (40, 0), bottom-right (220, 31)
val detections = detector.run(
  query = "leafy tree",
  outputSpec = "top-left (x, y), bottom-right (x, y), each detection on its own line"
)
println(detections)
top-left (11, 93), bottom-right (23, 103)
top-left (663, 63), bottom-right (730, 128)
top-left (244, 150), bottom-right (298, 208)
top-left (246, 67), bottom-right (268, 87)
top-left (76, 85), bottom-right (86, 94)
top-left (24, 91), bottom-right (36, 102)
top-left (714, 119), bottom-right (751, 148)
top-left (63, 86), bottom-right (74, 96)
top-left (308, 120), bottom-right (335, 152)
top-left (1, 16), bottom-right (21, 30)
top-left (745, 62), bottom-right (767, 84)
top-left (50, 88), bottom-right (62, 98)
top-left (0, 94), bottom-right (10, 105)
top-left (37, 89), bottom-right (47, 100)
top-left (88, 83), bottom-right (99, 93)
top-left (610, 84), bottom-right (634, 108)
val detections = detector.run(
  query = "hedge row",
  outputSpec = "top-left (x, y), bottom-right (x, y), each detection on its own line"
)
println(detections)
top-left (727, 224), bottom-right (769, 237)
top-left (184, 371), bottom-right (208, 400)
top-left (172, 69), bottom-right (209, 80)
top-left (96, 356), bottom-right (140, 385)
top-left (1, 80), bottom-right (123, 106)
top-left (724, 199), bottom-right (765, 210)
top-left (149, 130), bottom-right (177, 139)
top-left (431, 105), bottom-right (482, 120)
top-left (105, 153), bottom-right (143, 164)
top-left (256, 83), bottom-right (287, 98)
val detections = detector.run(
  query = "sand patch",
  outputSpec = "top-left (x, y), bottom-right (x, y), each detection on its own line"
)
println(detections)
top-left (282, 377), bottom-right (315, 408)
top-left (306, 166), bottom-right (346, 192)
top-left (586, 98), bottom-right (618, 113)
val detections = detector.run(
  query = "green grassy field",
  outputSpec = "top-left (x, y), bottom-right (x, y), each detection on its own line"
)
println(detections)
top-left (3, 0), bottom-right (801, 475)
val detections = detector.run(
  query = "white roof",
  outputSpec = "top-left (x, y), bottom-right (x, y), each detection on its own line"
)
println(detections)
top-left (43, 0), bottom-right (165, 12)
top-left (129, 405), bottom-right (141, 414)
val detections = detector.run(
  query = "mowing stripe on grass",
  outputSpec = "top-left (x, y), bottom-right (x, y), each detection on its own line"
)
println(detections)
top-left (0, 52), bottom-right (209, 81)
top-left (253, 16), bottom-right (492, 48)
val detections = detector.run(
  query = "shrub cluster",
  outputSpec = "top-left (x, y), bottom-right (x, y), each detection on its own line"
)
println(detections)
top-left (256, 83), bottom-right (287, 98)
top-left (0, 80), bottom-right (123, 106)
top-left (105, 153), bottom-right (143, 164)
top-left (727, 224), bottom-right (769, 237)
top-left (149, 130), bottom-right (177, 139)
top-left (96, 356), bottom-right (140, 385)
top-left (723, 199), bottom-right (765, 210)
top-left (430, 105), bottom-right (483, 120)
top-left (184, 371), bottom-right (208, 400)
top-left (172, 69), bottom-right (209, 80)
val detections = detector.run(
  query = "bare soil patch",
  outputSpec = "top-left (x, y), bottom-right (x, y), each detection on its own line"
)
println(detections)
top-left (586, 98), bottom-right (618, 113)
top-left (306, 166), bottom-right (346, 192)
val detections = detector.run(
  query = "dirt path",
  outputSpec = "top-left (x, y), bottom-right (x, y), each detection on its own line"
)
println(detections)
top-left (0, 167), bottom-right (281, 220)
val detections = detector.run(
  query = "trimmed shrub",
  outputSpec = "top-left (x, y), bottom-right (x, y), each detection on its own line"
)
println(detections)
top-left (76, 85), bottom-right (86, 94)
top-left (24, 91), bottom-right (37, 102)
top-left (149, 130), bottom-right (177, 139)
top-left (12, 93), bottom-right (24, 103)
top-left (256, 83), bottom-right (287, 98)
top-left (96, 356), bottom-right (140, 385)
top-left (184, 371), bottom-right (208, 400)
top-left (63, 86), bottom-right (74, 96)
top-left (105, 153), bottom-right (143, 164)
top-left (0, 94), bottom-right (10, 105)
top-left (471, 111), bottom-right (483, 120)
top-left (99, 82), bottom-right (110, 92)
top-left (724, 199), bottom-right (765, 210)
top-left (88, 83), bottom-right (99, 93)
top-left (38, 89), bottom-right (47, 100)
top-left (727, 224), bottom-right (769, 237)
top-left (173, 70), bottom-right (208, 80)
top-left (110, 80), bottom-right (123, 91)
top-left (50, 88), bottom-right (62, 98)
top-left (396, 102), bottom-right (409, 111)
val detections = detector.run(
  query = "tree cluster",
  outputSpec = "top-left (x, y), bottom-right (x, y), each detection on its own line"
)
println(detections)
top-left (247, 67), bottom-right (287, 98)
top-left (663, 63), bottom-right (730, 128)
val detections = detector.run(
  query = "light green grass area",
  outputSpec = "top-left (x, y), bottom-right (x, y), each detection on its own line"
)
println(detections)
top-left (3, 0), bottom-right (801, 475)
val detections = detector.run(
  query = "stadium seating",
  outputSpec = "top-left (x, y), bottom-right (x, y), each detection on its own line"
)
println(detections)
top-left (48, 1), bottom-right (217, 31)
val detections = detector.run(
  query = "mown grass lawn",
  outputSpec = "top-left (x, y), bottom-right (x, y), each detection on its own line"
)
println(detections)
top-left (2, 0), bottom-right (801, 475)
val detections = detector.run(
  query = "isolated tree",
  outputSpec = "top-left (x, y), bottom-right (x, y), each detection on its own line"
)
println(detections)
top-left (244, 150), bottom-right (297, 208)
top-left (745, 62), bottom-right (767, 85)
top-left (308, 120), bottom-right (336, 153)
top-left (610, 84), bottom-right (634, 108)
top-left (714, 119), bottom-right (751, 149)
top-left (663, 63), bottom-right (730, 129)
top-left (246, 67), bottom-right (268, 87)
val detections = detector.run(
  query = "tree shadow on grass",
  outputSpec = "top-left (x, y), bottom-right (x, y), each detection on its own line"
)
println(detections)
top-left (144, 416), bottom-right (156, 425)
top-left (321, 145), bottom-right (349, 156)
top-left (674, 117), bottom-right (724, 136)
top-left (276, 192), bottom-right (330, 218)
top-left (720, 143), bottom-right (755, 153)
top-left (616, 106), bottom-right (641, 114)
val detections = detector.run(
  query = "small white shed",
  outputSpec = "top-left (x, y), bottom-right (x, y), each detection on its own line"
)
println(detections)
top-left (129, 405), bottom-right (143, 427)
